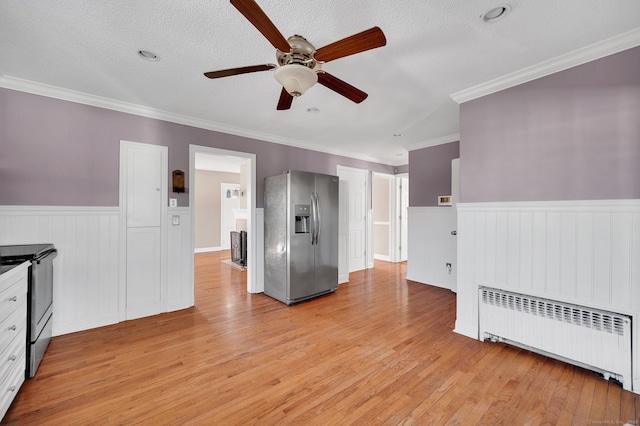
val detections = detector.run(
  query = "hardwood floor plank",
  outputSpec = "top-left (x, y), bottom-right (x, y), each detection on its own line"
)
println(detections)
top-left (572, 371), bottom-right (598, 425)
top-left (520, 359), bottom-right (566, 425)
top-left (604, 379), bottom-right (622, 424)
top-left (556, 366), bottom-right (586, 425)
top-left (2, 253), bottom-right (639, 425)
top-left (540, 363), bottom-right (575, 425)
top-left (447, 344), bottom-right (524, 424)
top-left (620, 386), bottom-right (637, 426)
top-left (589, 377), bottom-right (611, 424)
top-left (483, 352), bottom-right (547, 425)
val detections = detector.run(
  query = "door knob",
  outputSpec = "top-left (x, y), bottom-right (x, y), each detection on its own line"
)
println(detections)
top-left (451, 230), bottom-right (457, 236)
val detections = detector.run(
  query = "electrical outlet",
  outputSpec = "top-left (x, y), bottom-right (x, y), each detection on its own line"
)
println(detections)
top-left (169, 198), bottom-right (177, 207)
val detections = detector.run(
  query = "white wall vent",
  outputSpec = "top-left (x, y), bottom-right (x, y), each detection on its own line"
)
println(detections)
top-left (479, 287), bottom-right (632, 390)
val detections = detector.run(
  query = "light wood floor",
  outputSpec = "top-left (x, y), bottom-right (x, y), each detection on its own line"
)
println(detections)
top-left (3, 252), bottom-right (639, 425)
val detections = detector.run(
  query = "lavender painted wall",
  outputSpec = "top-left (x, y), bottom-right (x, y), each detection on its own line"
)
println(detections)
top-left (408, 142), bottom-right (460, 206)
top-left (460, 46), bottom-right (640, 203)
top-left (0, 88), bottom-right (396, 207)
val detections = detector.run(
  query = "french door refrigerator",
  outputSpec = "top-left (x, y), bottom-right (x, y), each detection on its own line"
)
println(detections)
top-left (264, 170), bottom-right (339, 304)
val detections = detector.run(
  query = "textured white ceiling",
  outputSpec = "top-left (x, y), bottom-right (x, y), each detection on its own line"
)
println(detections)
top-left (1, 0), bottom-right (639, 165)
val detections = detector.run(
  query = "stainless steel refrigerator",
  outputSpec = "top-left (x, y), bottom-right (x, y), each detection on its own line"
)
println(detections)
top-left (264, 170), bottom-right (339, 304)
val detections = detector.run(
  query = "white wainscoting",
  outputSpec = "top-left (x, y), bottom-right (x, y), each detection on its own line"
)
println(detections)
top-left (0, 206), bottom-right (120, 336)
top-left (406, 207), bottom-right (456, 290)
top-left (0, 206), bottom-right (196, 336)
top-left (454, 200), bottom-right (640, 392)
top-left (167, 207), bottom-right (194, 312)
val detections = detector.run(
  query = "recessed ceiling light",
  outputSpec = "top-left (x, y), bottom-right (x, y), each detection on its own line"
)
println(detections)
top-left (481, 4), bottom-right (511, 22)
top-left (138, 50), bottom-right (160, 61)
top-left (307, 107), bottom-right (320, 113)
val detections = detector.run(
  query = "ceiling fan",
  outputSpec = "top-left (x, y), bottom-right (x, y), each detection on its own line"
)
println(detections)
top-left (204, 0), bottom-right (387, 110)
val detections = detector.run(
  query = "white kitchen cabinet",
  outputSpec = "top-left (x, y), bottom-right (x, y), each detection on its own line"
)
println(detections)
top-left (0, 261), bottom-right (28, 420)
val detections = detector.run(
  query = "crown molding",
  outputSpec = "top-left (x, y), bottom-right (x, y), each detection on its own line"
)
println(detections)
top-left (405, 134), bottom-right (460, 152)
top-left (0, 75), bottom-right (392, 166)
top-left (451, 27), bottom-right (640, 104)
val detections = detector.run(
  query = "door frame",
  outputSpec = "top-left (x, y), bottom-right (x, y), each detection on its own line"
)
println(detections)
top-left (395, 173), bottom-right (409, 263)
top-left (189, 145), bottom-right (257, 293)
top-left (371, 171), bottom-right (408, 263)
top-left (118, 140), bottom-right (168, 321)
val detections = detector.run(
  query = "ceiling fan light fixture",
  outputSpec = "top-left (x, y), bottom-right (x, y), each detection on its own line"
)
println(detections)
top-left (274, 64), bottom-right (318, 97)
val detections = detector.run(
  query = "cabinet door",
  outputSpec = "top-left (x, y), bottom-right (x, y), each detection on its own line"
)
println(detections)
top-left (121, 141), bottom-right (167, 320)
top-left (126, 227), bottom-right (162, 319)
top-left (126, 145), bottom-right (163, 228)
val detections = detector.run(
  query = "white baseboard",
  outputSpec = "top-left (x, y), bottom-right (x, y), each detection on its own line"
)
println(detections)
top-left (53, 314), bottom-right (120, 337)
top-left (453, 321), bottom-right (478, 340)
top-left (406, 274), bottom-right (451, 291)
top-left (167, 300), bottom-right (193, 313)
top-left (194, 246), bottom-right (225, 253)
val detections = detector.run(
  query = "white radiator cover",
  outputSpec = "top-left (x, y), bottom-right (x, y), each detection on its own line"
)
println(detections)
top-left (479, 286), bottom-right (632, 390)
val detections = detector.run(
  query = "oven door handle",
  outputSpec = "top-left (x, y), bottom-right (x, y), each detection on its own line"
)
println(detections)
top-left (36, 249), bottom-right (58, 264)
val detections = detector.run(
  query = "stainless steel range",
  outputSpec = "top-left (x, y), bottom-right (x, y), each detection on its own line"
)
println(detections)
top-left (0, 244), bottom-right (57, 378)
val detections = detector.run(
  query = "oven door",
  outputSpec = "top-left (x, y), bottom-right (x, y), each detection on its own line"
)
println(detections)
top-left (27, 249), bottom-right (56, 378)
top-left (29, 250), bottom-right (56, 343)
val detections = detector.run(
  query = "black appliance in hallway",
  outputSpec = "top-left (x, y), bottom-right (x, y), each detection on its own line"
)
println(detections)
top-left (230, 231), bottom-right (247, 267)
top-left (0, 244), bottom-right (57, 378)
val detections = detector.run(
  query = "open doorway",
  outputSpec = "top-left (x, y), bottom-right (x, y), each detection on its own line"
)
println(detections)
top-left (372, 172), bottom-right (409, 263)
top-left (189, 145), bottom-right (257, 294)
top-left (372, 172), bottom-right (393, 262)
top-left (193, 161), bottom-right (244, 254)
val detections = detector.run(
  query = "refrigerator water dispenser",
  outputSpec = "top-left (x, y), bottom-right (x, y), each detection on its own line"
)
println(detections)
top-left (294, 204), bottom-right (310, 233)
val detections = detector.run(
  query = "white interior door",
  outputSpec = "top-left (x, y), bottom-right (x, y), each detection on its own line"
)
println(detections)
top-left (337, 166), bottom-right (367, 272)
top-left (220, 183), bottom-right (240, 250)
top-left (121, 141), bottom-right (167, 320)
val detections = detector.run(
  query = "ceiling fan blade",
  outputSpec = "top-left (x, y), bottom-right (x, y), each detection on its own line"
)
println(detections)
top-left (204, 64), bottom-right (276, 79)
top-left (230, 0), bottom-right (291, 52)
top-left (277, 87), bottom-right (294, 110)
top-left (317, 72), bottom-right (368, 104)
top-left (314, 27), bottom-right (386, 63)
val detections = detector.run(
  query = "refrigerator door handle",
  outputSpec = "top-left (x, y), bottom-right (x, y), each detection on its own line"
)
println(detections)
top-left (314, 192), bottom-right (321, 245)
top-left (310, 194), bottom-right (316, 245)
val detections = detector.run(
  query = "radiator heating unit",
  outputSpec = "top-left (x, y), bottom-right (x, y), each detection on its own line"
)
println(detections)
top-left (479, 287), bottom-right (632, 390)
